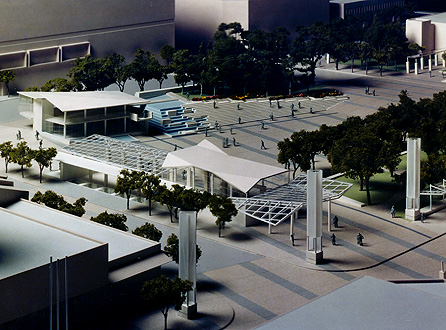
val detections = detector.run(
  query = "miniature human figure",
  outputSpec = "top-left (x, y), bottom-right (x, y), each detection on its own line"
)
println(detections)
top-left (215, 121), bottom-right (219, 129)
top-left (261, 121), bottom-right (265, 130)
top-left (331, 233), bottom-right (336, 245)
top-left (269, 112), bottom-right (274, 121)
top-left (429, 70), bottom-right (432, 78)
top-left (290, 233), bottom-right (295, 246)
top-left (420, 212), bottom-right (425, 222)
top-left (310, 107), bottom-right (313, 114)
top-left (333, 215), bottom-right (339, 228)
top-left (276, 100), bottom-right (280, 108)
top-left (49, 161), bottom-right (52, 171)
top-left (230, 127), bottom-right (233, 135)
top-left (213, 100), bottom-right (216, 108)
top-left (219, 125), bottom-right (222, 133)
top-left (365, 87), bottom-right (368, 95)
top-left (205, 127), bottom-right (208, 137)
top-left (233, 137), bottom-right (237, 146)
top-left (298, 101), bottom-right (301, 109)
top-left (39, 139), bottom-right (43, 148)
top-left (174, 144), bottom-right (177, 151)
top-left (17, 130), bottom-right (21, 140)
top-left (390, 205), bottom-right (396, 218)
top-left (319, 60), bottom-right (322, 67)
top-left (357, 233), bottom-right (364, 246)
top-left (372, 90), bottom-right (376, 96)
top-left (261, 140), bottom-right (266, 150)
top-left (237, 103), bottom-right (240, 110)
top-left (182, 170), bottom-right (187, 180)
top-left (35, 130), bottom-right (39, 140)
top-left (269, 99), bottom-right (272, 107)
top-left (291, 103), bottom-right (295, 117)
top-left (186, 92), bottom-right (190, 100)
top-left (238, 117), bottom-right (242, 124)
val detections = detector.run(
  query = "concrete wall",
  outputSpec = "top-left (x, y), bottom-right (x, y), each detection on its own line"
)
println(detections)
top-left (0, 245), bottom-right (108, 325)
top-left (406, 19), bottom-right (435, 53)
top-left (176, 0), bottom-right (329, 49)
top-left (0, 0), bottom-right (174, 93)
top-left (0, 187), bottom-right (29, 207)
top-left (434, 23), bottom-right (446, 52)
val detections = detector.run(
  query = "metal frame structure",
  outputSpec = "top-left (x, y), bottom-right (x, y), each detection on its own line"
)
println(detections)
top-left (62, 134), bottom-right (169, 176)
top-left (420, 179), bottom-right (446, 211)
top-left (232, 173), bottom-right (352, 226)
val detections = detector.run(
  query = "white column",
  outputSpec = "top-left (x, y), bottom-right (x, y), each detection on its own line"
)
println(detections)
top-left (429, 58), bottom-right (433, 72)
top-left (173, 168), bottom-right (177, 183)
top-left (179, 211), bottom-right (197, 318)
top-left (406, 61), bottom-right (410, 74)
top-left (169, 169), bottom-right (174, 182)
top-left (192, 167), bottom-right (195, 189)
top-left (306, 170), bottom-right (323, 264)
top-left (420, 56), bottom-right (424, 70)
top-left (229, 185), bottom-right (233, 197)
top-left (435, 54), bottom-right (438, 66)
top-left (405, 138), bottom-right (421, 221)
top-left (290, 212), bottom-right (294, 243)
top-left (327, 199), bottom-right (332, 232)
top-left (443, 58), bottom-right (446, 67)
top-left (414, 59), bottom-right (418, 75)
top-left (186, 168), bottom-right (192, 187)
top-left (326, 53), bottom-right (330, 64)
top-left (210, 173), bottom-right (214, 194)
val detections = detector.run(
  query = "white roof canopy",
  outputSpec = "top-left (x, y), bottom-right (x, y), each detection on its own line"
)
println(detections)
top-left (162, 140), bottom-right (286, 194)
top-left (18, 91), bottom-right (148, 111)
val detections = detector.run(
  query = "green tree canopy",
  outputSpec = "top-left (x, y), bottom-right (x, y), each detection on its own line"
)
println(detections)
top-left (11, 141), bottom-right (33, 178)
top-left (141, 173), bottom-right (161, 216)
top-left (32, 190), bottom-right (87, 217)
top-left (114, 169), bottom-right (144, 210)
top-left (90, 211), bottom-right (128, 231)
top-left (164, 233), bottom-right (202, 264)
top-left (209, 195), bottom-right (238, 237)
top-left (0, 70), bottom-right (15, 96)
top-left (132, 222), bottom-right (162, 242)
top-left (32, 147), bottom-right (57, 183)
top-left (141, 276), bottom-right (193, 330)
top-left (0, 141), bottom-right (13, 173)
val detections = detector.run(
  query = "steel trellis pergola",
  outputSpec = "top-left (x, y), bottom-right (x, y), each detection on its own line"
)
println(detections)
top-left (62, 134), bottom-right (169, 176)
top-left (232, 173), bottom-right (352, 226)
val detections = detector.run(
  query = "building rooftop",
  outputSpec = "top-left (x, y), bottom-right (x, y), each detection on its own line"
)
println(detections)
top-left (410, 12), bottom-right (446, 24)
top-left (18, 91), bottom-right (148, 112)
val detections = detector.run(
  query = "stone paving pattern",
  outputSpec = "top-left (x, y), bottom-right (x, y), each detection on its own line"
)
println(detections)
top-left (1, 62), bottom-right (446, 329)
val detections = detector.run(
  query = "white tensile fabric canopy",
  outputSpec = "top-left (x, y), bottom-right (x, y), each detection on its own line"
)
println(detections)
top-left (162, 139), bottom-right (286, 194)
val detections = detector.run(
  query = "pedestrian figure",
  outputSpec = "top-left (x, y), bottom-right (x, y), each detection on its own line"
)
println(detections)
top-left (186, 92), bottom-right (190, 100)
top-left (182, 170), bottom-right (187, 180)
top-left (269, 112), bottom-right (274, 121)
top-left (291, 103), bottom-right (295, 117)
top-left (276, 100), bottom-right (280, 108)
top-left (331, 233), bottom-right (336, 245)
top-left (298, 101), bottom-right (301, 109)
top-left (233, 137), bottom-right (237, 146)
top-left (365, 87), bottom-right (368, 95)
top-left (429, 71), bottom-right (432, 78)
top-left (290, 233), bottom-right (295, 246)
top-left (174, 144), bottom-right (177, 151)
top-left (310, 107), bottom-right (313, 114)
top-left (420, 212), bottom-right (425, 222)
top-left (261, 121), bottom-right (265, 130)
top-left (372, 90), bottom-right (376, 96)
top-left (35, 130), bottom-right (39, 140)
top-left (357, 233), bottom-right (364, 246)
top-left (213, 100), bottom-right (216, 108)
top-left (215, 121), bottom-right (218, 129)
top-left (17, 130), bottom-right (21, 140)
top-left (333, 215), bottom-right (339, 228)
top-left (238, 117), bottom-right (242, 124)
top-left (261, 140), bottom-right (266, 150)
top-left (269, 99), bottom-right (272, 107)
top-left (219, 125), bottom-right (222, 133)
top-left (39, 140), bottom-right (43, 148)
top-left (230, 127), bottom-right (233, 135)
top-left (205, 127), bottom-right (208, 137)
top-left (390, 205), bottom-right (396, 218)
top-left (49, 161), bottom-right (52, 171)
top-left (237, 103), bottom-right (240, 110)
top-left (319, 60), bottom-right (322, 67)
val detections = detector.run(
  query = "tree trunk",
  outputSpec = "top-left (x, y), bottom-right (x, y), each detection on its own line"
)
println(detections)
top-left (365, 177), bottom-right (372, 205)
top-left (21, 165), bottom-right (24, 178)
top-left (200, 84), bottom-right (203, 96)
top-left (213, 85), bottom-right (216, 96)
top-left (365, 61), bottom-right (368, 75)
top-left (335, 61), bottom-right (339, 70)
top-left (39, 166), bottom-right (43, 183)
top-left (218, 223), bottom-right (222, 237)
top-left (351, 58), bottom-right (354, 73)
top-left (149, 198), bottom-right (152, 216)
top-left (162, 310), bottom-right (168, 330)
top-left (359, 177), bottom-right (364, 191)
top-left (5, 159), bottom-right (8, 173)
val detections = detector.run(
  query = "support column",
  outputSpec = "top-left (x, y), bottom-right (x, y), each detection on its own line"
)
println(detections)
top-left (406, 60), bottom-right (410, 74)
top-left (435, 54), bottom-right (438, 66)
top-left (405, 138), bottom-right (421, 221)
top-left (169, 169), bottom-right (174, 182)
top-left (229, 185), bottom-right (233, 197)
top-left (290, 212), bottom-right (294, 244)
top-left (186, 168), bottom-right (192, 187)
top-left (191, 167), bottom-right (195, 189)
top-left (88, 170), bottom-right (93, 182)
top-left (104, 107), bottom-right (107, 135)
top-left (173, 168), bottom-right (177, 183)
top-left (104, 174), bottom-right (108, 188)
top-left (429, 58), bottom-right (433, 72)
top-left (443, 57), bottom-right (445, 67)
top-left (179, 211), bottom-right (197, 318)
top-left (420, 56), bottom-right (424, 70)
top-left (327, 199), bottom-right (332, 232)
top-left (210, 173), bottom-right (214, 194)
top-left (326, 53), bottom-right (330, 64)
top-left (414, 59), bottom-right (418, 75)
top-left (306, 170), bottom-right (323, 264)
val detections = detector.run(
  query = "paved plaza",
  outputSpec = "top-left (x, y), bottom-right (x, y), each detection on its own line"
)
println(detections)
top-left (1, 65), bottom-right (446, 329)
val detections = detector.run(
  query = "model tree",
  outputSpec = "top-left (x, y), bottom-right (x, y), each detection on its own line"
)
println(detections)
top-left (90, 211), bottom-right (128, 231)
top-left (156, 184), bottom-right (185, 222)
top-left (141, 173), bottom-right (161, 216)
top-left (114, 169), bottom-right (144, 210)
top-left (209, 195), bottom-right (238, 237)
top-left (0, 70), bottom-right (15, 96)
top-left (164, 233), bottom-right (202, 264)
top-left (141, 276), bottom-right (193, 330)
top-left (10, 141), bottom-right (33, 178)
top-left (128, 49), bottom-right (159, 91)
top-left (68, 55), bottom-right (112, 91)
top-left (0, 141), bottom-right (13, 173)
top-left (32, 190), bottom-right (87, 217)
top-left (40, 78), bottom-right (74, 92)
top-left (103, 52), bottom-right (131, 92)
top-left (132, 222), bottom-right (162, 242)
top-left (32, 147), bottom-right (57, 183)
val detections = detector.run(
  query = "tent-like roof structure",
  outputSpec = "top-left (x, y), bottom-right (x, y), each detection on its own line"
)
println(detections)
top-left (232, 173), bottom-right (352, 226)
top-left (18, 91), bottom-right (148, 111)
top-left (162, 139), bottom-right (287, 194)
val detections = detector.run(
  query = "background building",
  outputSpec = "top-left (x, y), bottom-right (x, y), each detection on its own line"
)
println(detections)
top-left (175, 0), bottom-right (330, 49)
top-left (0, 0), bottom-right (174, 94)
top-left (330, 0), bottom-right (406, 20)
top-left (406, 12), bottom-right (446, 53)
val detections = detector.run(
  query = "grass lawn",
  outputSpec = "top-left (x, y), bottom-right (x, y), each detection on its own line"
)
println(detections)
top-left (336, 172), bottom-right (403, 206)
